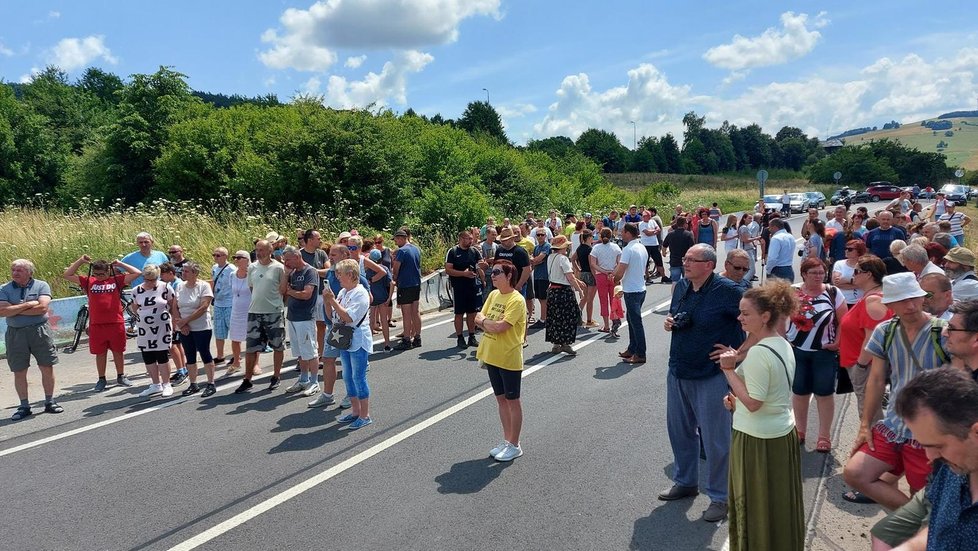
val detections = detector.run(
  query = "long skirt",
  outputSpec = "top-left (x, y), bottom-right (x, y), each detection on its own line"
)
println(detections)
top-left (545, 286), bottom-right (580, 345)
top-left (728, 428), bottom-right (805, 551)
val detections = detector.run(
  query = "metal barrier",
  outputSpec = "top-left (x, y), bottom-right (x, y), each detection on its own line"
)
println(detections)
top-left (0, 295), bottom-right (87, 356)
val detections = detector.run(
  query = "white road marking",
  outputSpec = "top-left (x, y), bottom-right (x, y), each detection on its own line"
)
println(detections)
top-left (167, 306), bottom-right (661, 550)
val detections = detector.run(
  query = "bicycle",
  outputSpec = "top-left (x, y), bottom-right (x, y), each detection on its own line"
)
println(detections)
top-left (63, 284), bottom-right (139, 354)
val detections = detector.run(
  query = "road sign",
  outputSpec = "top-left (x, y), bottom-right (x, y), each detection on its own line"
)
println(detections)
top-left (757, 169), bottom-right (768, 197)
top-left (833, 171), bottom-right (842, 182)
top-left (956, 169), bottom-right (965, 178)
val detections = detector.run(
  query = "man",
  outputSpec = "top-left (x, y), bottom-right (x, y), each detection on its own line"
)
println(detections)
top-left (865, 211), bottom-right (908, 259)
top-left (899, 244), bottom-right (944, 280)
top-left (120, 232), bottom-right (168, 286)
top-left (603, 210), bottom-right (620, 233)
top-left (529, 229), bottom-right (551, 327)
top-left (533, 218), bottom-right (554, 243)
top-left (920, 272), bottom-right (954, 321)
top-left (780, 189), bottom-right (791, 217)
top-left (234, 240), bottom-right (286, 393)
top-left (1, 259), bottom-right (63, 420)
top-left (623, 204), bottom-right (642, 226)
top-left (613, 223), bottom-right (649, 364)
top-left (445, 230), bottom-right (483, 349)
top-left (944, 246), bottom-right (978, 302)
top-left (660, 244), bottom-right (745, 522)
top-left (826, 206), bottom-right (849, 263)
top-left (720, 249), bottom-right (752, 290)
top-left (662, 217), bottom-right (695, 287)
top-left (494, 227), bottom-right (533, 343)
top-left (63, 255), bottom-right (141, 391)
top-left (582, 212), bottom-right (595, 231)
top-left (546, 209), bottom-right (562, 235)
top-left (480, 216), bottom-right (496, 241)
top-left (298, 229), bottom-right (329, 361)
top-left (167, 245), bottom-right (190, 279)
top-left (765, 218), bottom-right (797, 281)
top-left (392, 228), bottom-right (423, 350)
top-left (938, 202), bottom-right (971, 246)
top-left (210, 247), bottom-right (235, 366)
top-left (800, 208), bottom-right (821, 239)
top-left (844, 272), bottom-right (949, 511)
top-left (279, 246), bottom-right (321, 397)
top-left (639, 210), bottom-right (666, 284)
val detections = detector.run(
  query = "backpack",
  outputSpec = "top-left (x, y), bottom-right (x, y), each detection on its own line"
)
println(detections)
top-left (881, 316), bottom-right (950, 364)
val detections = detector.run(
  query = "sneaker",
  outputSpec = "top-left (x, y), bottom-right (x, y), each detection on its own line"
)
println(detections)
top-left (560, 344), bottom-right (577, 355)
top-left (468, 335), bottom-right (479, 348)
top-left (383, 345), bottom-right (393, 353)
top-left (584, 320), bottom-right (598, 328)
top-left (340, 396), bottom-right (352, 409)
top-left (301, 382), bottom-right (320, 397)
top-left (412, 336), bottom-right (422, 348)
top-left (161, 383), bottom-right (174, 397)
top-left (393, 339), bottom-right (412, 351)
top-left (337, 413), bottom-right (358, 424)
top-left (139, 384), bottom-right (164, 398)
top-left (268, 376), bottom-right (280, 391)
top-left (212, 357), bottom-right (226, 366)
top-left (117, 374), bottom-right (134, 387)
top-left (551, 344), bottom-right (561, 353)
top-left (234, 379), bottom-right (254, 394)
top-left (308, 393), bottom-right (335, 408)
top-left (489, 441), bottom-right (510, 457)
top-left (171, 371), bottom-right (188, 387)
top-left (611, 319), bottom-right (622, 333)
top-left (348, 416), bottom-right (373, 430)
top-left (457, 335), bottom-right (467, 349)
top-left (703, 501), bottom-right (728, 523)
top-left (201, 383), bottom-right (217, 398)
top-left (94, 378), bottom-right (107, 392)
top-left (285, 381), bottom-right (305, 394)
top-left (182, 383), bottom-right (201, 396)
top-left (494, 443), bottom-right (523, 462)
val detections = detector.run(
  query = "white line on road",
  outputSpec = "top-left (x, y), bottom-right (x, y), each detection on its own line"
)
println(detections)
top-left (167, 306), bottom-right (661, 551)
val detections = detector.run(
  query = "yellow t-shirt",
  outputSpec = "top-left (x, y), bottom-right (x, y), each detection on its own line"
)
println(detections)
top-left (476, 289), bottom-right (527, 371)
top-left (732, 336), bottom-right (796, 439)
top-left (518, 236), bottom-right (535, 256)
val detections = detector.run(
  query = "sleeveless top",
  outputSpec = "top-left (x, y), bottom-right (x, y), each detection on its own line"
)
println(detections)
top-left (838, 291), bottom-right (893, 366)
top-left (697, 221), bottom-right (715, 244)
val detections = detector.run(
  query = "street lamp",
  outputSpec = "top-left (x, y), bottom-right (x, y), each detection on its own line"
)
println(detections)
top-left (482, 88), bottom-right (490, 105)
top-left (628, 120), bottom-right (637, 150)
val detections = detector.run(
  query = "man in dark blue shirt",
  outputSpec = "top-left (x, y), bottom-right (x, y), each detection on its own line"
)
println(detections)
top-left (393, 228), bottom-right (423, 350)
top-left (864, 211), bottom-right (907, 259)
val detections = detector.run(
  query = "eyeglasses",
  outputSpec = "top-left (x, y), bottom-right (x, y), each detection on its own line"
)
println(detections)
top-left (233, 256), bottom-right (247, 260)
top-left (727, 264), bottom-right (750, 272)
top-left (490, 269), bottom-right (505, 276)
top-left (212, 253), bottom-right (225, 257)
top-left (168, 250), bottom-right (180, 254)
top-left (682, 257), bottom-right (711, 264)
top-left (946, 325), bottom-right (976, 333)
top-left (853, 268), bottom-right (866, 275)
top-left (845, 247), bottom-right (857, 252)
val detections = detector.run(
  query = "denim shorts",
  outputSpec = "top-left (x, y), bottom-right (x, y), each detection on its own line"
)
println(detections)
top-left (791, 347), bottom-right (838, 396)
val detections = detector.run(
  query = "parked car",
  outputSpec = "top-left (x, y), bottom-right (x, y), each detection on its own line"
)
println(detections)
top-left (762, 194), bottom-right (783, 212)
top-left (940, 183), bottom-right (970, 205)
top-left (804, 191), bottom-right (827, 209)
top-left (830, 188), bottom-right (871, 206)
top-left (865, 182), bottom-right (903, 202)
top-left (788, 193), bottom-right (811, 213)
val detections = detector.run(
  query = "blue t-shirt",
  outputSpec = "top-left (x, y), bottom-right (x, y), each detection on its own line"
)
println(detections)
top-left (926, 461), bottom-right (978, 550)
top-left (121, 250), bottom-right (168, 286)
top-left (325, 270), bottom-right (371, 295)
top-left (864, 226), bottom-right (907, 259)
top-left (532, 243), bottom-right (551, 280)
top-left (0, 279), bottom-right (52, 328)
top-left (668, 274), bottom-right (745, 379)
top-left (394, 243), bottom-right (422, 287)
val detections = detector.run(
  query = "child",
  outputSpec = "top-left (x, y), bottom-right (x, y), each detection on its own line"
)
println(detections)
top-left (610, 285), bottom-right (624, 338)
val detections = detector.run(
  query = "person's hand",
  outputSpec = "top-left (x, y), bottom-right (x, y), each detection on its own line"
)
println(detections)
top-left (663, 315), bottom-right (674, 332)
top-left (850, 425), bottom-right (874, 457)
top-left (474, 313), bottom-right (486, 327)
top-left (81, 254), bottom-right (92, 263)
top-left (723, 392), bottom-right (736, 412)
top-left (180, 325), bottom-right (190, 336)
top-left (710, 344), bottom-right (736, 362)
top-left (322, 288), bottom-right (334, 301)
top-left (719, 349), bottom-right (738, 370)
top-left (824, 342), bottom-right (840, 352)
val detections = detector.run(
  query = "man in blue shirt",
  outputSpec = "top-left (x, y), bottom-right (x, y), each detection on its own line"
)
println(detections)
top-left (393, 228), bottom-right (423, 350)
top-left (765, 218), bottom-right (797, 282)
top-left (864, 211), bottom-right (907, 259)
top-left (120, 232), bottom-right (168, 286)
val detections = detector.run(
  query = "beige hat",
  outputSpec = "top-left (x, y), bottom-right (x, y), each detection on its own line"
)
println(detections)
top-left (337, 231), bottom-right (353, 241)
top-left (613, 285), bottom-right (623, 296)
top-left (233, 250), bottom-right (250, 260)
top-left (498, 227), bottom-right (516, 240)
top-left (881, 272), bottom-right (928, 304)
top-left (945, 247), bottom-right (976, 267)
top-left (550, 235), bottom-right (570, 250)
top-left (264, 231), bottom-right (281, 243)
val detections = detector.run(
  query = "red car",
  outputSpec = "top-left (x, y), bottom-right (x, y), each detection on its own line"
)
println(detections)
top-left (864, 182), bottom-right (902, 202)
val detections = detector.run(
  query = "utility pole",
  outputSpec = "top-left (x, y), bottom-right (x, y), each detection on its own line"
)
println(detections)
top-left (482, 88), bottom-right (490, 105)
top-left (629, 120), bottom-right (637, 150)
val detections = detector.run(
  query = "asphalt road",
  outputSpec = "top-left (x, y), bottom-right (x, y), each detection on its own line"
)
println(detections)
top-left (1, 229), bottom-right (841, 551)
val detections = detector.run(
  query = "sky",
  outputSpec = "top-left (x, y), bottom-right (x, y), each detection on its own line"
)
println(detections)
top-left (1, 1), bottom-right (977, 146)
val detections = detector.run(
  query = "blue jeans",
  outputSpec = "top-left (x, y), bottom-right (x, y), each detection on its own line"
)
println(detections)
top-left (623, 291), bottom-right (646, 357)
top-left (669, 266), bottom-right (684, 283)
top-left (339, 347), bottom-right (370, 399)
top-left (666, 372), bottom-right (732, 502)
top-left (769, 265), bottom-right (794, 282)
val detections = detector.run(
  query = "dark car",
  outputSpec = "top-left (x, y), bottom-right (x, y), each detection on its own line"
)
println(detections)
top-left (830, 188), bottom-right (870, 206)
top-left (865, 182), bottom-right (902, 202)
top-left (804, 191), bottom-right (826, 209)
top-left (940, 184), bottom-right (969, 206)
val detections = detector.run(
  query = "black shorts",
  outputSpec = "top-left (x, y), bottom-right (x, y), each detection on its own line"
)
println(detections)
top-left (397, 285), bottom-right (420, 305)
top-left (452, 284), bottom-right (480, 314)
top-left (141, 350), bottom-right (170, 365)
top-left (646, 245), bottom-right (663, 267)
top-left (486, 363), bottom-right (522, 400)
top-left (533, 278), bottom-right (550, 301)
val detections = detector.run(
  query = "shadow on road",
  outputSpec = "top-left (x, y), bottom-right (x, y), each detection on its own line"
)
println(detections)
top-left (594, 361), bottom-right (640, 380)
top-left (268, 422), bottom-right (351, 454)
top-left (630, 499), bottom-right (721, 550)
top-left (434, 457), bottom-right (512, 494)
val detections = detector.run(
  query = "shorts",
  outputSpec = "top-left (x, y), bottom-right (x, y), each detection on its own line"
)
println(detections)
top-left (314, 294), bottom-right (326, 322)
top-left (486, 363), bottom-right (522, 400)
top-left (870, 489), bottom-right (930, 547)
top-left (791, 348), bottom-right (838, 396)
top-left (522, 280), bottom-right (535, 300)
top-left (320, 320), bottom-right (341, 359)
top-left (88, 323), bottom-right (127, 355)
top-left (396, 285), bottom-right (420, 306)
top-left (245, 312), bottom-right (286, 354)
top-left (580, 271), bottom-right (596, 287)
top-left (288, 319), bottom-right (318, 360)
top-left (452, 284), bottom-right (480, 314)
top-left (212, 306), bottom-right (232, 340)
top-left (141, 350), bottom-right (170, 365)
top-left (370, 283), bottom-right (390, 307)
top-left (533, 278), bottom-right (550, 302)
top-left (5, 323), bottom-right (58, 372)
top-left (645, 245), bottom-right (663, 268)
top-left (858, 424), bottom-right (931, 492)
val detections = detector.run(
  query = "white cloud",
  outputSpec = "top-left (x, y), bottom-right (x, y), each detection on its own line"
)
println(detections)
top-left (497, 103), bottom-right (537, 119)
top-left (259, 0), bottom-right (500, 72)
top-left (18, 68), bottom-right (40, 83)
top-left (345, 55), bottom-right (366, 69)
top-left (0, 41), bottom-right (13, 57)
top-left (263, 76), bottom-right (277, 87)
top-left (324, 50), bottom-right (433, 108)
top-left (48, 10), bottom-right (61, 19)
top-left (302, 76), bottom-right (322, 94)
top-left (703, 11), bottom-right (828, 71)
top-left (46, 35), bottom-right (117, 72)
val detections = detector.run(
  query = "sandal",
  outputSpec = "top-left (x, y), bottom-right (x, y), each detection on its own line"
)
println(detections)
top-left (44, 402), bottom-right (64, 414)
top-left (842, 490), bottom-right (876, 504)
top-left (815, 437), bottom-right (831, 453)
top-left (597, 328), bottom-right (610, 333)
top-left (10, 406), bottom-right (32, 421)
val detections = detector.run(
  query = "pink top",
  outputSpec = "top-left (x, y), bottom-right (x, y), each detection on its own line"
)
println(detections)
top-left (838, 291), bottom-right (893, 367)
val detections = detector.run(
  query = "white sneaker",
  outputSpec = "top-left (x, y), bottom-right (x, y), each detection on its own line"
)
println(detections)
top-left (161, 384), bottom-right (174, 397)
top-left (285, 381), bottom-right (305, 394)
top-left (340, 396), bottom-right (352, 409)
top-left (308, 393), bottom-right (335, 408)
top-left (494, 443), bottom-right (523, 462)
top-left (301, 382), bottom-right (321, 397)
top-left (139, 384), bottom-right (163, 398)
top-left (489, 441), bottom-right (510, 458)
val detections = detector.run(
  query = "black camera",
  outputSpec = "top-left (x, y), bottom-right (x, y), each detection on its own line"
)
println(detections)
top-left (672, 312), bottom-right (692, 330)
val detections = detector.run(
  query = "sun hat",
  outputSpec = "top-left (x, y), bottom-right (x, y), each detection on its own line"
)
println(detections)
top-left (881, 272), bottom-right (928, 304)
top-left (945, 247), bottom-right (976, 267)
top-left (498, 227), bottom-right (516, 240)
top-left (264, 231), bottom-right (281, 242)
top-left (613, 285), bottom-right (623, 296)
top-left (393, 229), bottom-right (408, 238)
top-left (233, 250), bottom-right (250, 260)
top-left (337, 231), bottom-right (353, 240)
top-left (550, 235), bottom-right (570, 250)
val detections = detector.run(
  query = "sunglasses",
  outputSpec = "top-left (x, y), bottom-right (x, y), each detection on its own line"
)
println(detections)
top-left (212, 253), bottom-right (225, 257)
top-left (727, 264), bottom-right (750, 272)
top-left (347, 245), bottom-right (359, 251)
top-left (233, 256), bottom-right (248, 260)
top-left (490, 269), bottom-right (505, 276)
top-left (853, 268), bottom-right (866, 274)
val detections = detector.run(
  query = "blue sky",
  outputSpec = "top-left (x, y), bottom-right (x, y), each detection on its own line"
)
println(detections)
top-left (1, 1), bottom-right (977, 145)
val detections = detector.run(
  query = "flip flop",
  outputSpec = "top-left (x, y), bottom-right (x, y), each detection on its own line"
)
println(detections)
top-left (842, 490), bottom-right (876, 504)
top-left (597, 328), bottom-right (611, 333)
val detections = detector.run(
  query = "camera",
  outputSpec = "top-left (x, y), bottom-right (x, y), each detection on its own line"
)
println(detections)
top-left (672, 312), bottom-right (692, 330)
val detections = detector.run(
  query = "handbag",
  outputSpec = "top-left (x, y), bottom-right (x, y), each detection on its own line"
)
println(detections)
top-left (327, 311), bottom-right (369, 350)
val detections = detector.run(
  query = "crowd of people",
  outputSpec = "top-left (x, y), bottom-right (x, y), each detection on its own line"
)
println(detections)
top-left (4, 195), bottom-right (978, 548)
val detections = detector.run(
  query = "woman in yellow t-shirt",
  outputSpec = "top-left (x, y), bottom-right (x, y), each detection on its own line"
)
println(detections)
top-left (475, 260), bottom-right (527, 462)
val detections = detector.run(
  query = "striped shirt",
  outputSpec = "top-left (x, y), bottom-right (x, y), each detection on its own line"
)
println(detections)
top-left (939, 211), bottom-right (966, 237)
top-left (865, 316), bottom-right (949, 442)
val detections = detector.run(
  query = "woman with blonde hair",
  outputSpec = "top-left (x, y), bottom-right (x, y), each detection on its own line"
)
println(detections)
top-left (721, 214), bottom-right (740, 254)
top-left (323, 259), bottom-right (373, 429)
top-left (132, 263), bottom-right (175, 398)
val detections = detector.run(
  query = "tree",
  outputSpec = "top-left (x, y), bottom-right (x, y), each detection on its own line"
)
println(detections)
top-left (575, 128), bottom-right (628, 173)
top-left (659, 133), bottom-right (682, 173)
top-left (682, 111), bottom-right (706, 146)
top-left (527, 136), bottom-right (576, 159)
top-left (807, 145), bottom-right (898, 185)
top-left (78, 67), bottom-right (124, 105)
top-left (457, 100), bottom-right (507, 144)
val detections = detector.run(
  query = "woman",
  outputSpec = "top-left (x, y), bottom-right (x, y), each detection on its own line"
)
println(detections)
top-left (571, 229), bottom-right (597, 327)
top-left (172, 262), bottom-right (217, 397)
top-left (804, 219), bottom-right (826, 261)
top-left (475, 260), bottom-right (527, 462)
top-left (849, 213), bottom-right (867, 238)
top-left (366, 248), bottom-right (393, 351)
top-left (786, 258), bottom-right (847, 452)
top-left (545, 236), bottom-right (585, 355)
top-left (831, 240), bottom-right (867, 307)
top-left (721, 214), bottom-right (740, 254)
top-left (693, 208), bottom-right (719, 248)
top-left (719, 280), bottom-right (804, 551)
top-left (132, 263), bottom-right (175, 398)
top-left (738, 213), bottom-right (761, 283)
top-left (226, 250), bottom-right (253, 377)
top-left (323, 258), bottom-right (373, 429)
top-left (589, 228), bottom-right (622, 333)
top-left (570, 220), bottom-right (585, 256)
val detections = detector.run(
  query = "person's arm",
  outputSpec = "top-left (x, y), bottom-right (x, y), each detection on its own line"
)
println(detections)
top-left (443, 250), bottom-right (473, 279)
top-left (832, 263), bottom-right (857, 290)
top-left (323, 288), bottom-right (353, 323)
top-left (63, 254), bottom-right (91, 284)
top-left (0, 299), bottom-right (41, 317)
top-left (179, 295), bottom-right (213, 326)
top-left (766, 238), bottom-right (782, 273)
top-left (962, 214), bottom-right (972, 227)
top-left (852, 353), bottom-right (887, 456)
top-left (392, 252), bottom-right (401, 283)
top-left (516, 265), bottom-right (531, 289)
top-left (286, 282), bottom-right (315, 301)
top-left (712, 220), bottom-right (719, 248)
top-left (278, 268), bottom-right (291, 297)
top-left (719, 350), bottom-right (764, 412)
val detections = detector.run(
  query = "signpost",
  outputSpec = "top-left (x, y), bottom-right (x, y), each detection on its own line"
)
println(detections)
top-left (757, 169), bottom-right (768, 198)
top-left (834, 171), bottom-right (842, 186)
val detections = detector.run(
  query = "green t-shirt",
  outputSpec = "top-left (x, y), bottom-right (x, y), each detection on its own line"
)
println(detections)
top-left (247, 260), bottom-right (285, 314)
top-left (732, 336), bottom-right (796, 439)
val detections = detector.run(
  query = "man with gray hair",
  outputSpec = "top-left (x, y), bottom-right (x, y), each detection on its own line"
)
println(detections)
top-left (944, 247), bottom-right (978, 302)
top-left (121, 232), bottom-right (168, 286)
top-left (0, 259), bottom-right (63, 421)
top-left (235, 239), bottom-right (287, 394)
top-left (920, 272), bottom-right (954, 321)
top-left (280, 246), bottom-right (320, 397)
top-left (899, 244), bottom-right (944, 280)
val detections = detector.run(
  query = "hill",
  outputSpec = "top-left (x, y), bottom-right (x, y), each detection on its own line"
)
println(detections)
top-left (842, 116), bottom-right (978, 171)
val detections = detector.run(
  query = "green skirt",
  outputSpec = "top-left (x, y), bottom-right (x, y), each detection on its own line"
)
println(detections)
top-left (728, 428), bottom-right (805, 551)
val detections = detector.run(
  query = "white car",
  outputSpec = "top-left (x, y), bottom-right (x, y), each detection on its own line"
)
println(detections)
top-left (762, 195), bottom-right (782, 212)
top-left (788, 193), bottom-right (811, 213)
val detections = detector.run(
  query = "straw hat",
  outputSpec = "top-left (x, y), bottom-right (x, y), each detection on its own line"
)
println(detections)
top-left (550, 235), bottom-right (570, 250)
top-left (946, 247), bottom-right (976, 267)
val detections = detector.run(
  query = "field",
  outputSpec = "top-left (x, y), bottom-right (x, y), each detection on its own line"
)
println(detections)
top-left (843, 117), bottom-right (978, 171)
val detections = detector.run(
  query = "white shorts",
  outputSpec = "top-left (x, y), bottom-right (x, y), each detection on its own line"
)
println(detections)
top-left (288, 320), bottom-right (318, 360)
top-left (314, 294), bottom-right (326, 322)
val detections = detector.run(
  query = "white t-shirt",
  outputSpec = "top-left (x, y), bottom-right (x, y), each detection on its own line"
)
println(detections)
top-left (590, 242), bottom-right (622, 272)
top-left (176, 280), bottom-right (214, 332)
top-left (619, 240), bottom-right (649, 293)
top-left (826, 219), bottom-right (845, 233)
top-left (832, 261), bottom-right (862, 304)
top-left (639, 220), bottom-right (660, 247)
top-left (547, 253), bottom-right (574, 285)
top-left (723, 226), bottom-right (739, 253)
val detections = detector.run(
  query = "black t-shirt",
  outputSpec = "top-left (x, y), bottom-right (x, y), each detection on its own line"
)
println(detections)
top-left (576, 243), bottom-right (592, 273)
top-left (445, 245), bottom-right (482, 287)
top-left (300, 248), bottom-right (328, 293)
top-left (495, 244), bottom-right (530, 275)
top-left (662, 230), bottom-right (695, 265)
